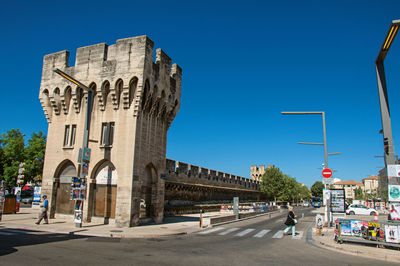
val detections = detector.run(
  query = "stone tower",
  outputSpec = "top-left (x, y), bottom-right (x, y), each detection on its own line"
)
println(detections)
top-left (39, 36), bottom-right (181, 227)
top-left (250, 164), bottom-right (275, 181)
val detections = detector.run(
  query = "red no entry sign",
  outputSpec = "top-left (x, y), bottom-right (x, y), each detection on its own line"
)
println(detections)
top-left (322, 168), bottom-right (332, 178)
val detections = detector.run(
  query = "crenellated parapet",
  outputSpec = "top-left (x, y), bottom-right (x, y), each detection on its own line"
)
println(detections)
top-left (166, 159), bottom-right (260, 191)
top-left (39, 36), bottom-right (181, 123)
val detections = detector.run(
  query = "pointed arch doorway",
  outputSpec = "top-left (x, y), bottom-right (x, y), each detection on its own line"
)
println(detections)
top-left (140, 164), bottom-right (158, 219)
top-left (92, 161), bottom-right (118, 221)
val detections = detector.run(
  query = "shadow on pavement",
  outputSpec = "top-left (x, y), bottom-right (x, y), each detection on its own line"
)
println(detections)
top-left (0, 228), bottom-right (91, 256)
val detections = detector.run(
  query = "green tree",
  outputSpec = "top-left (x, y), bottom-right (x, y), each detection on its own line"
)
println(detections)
top-left (24, 131), bottom-right (46, 184)
top-left (354, 187), bottom-right (364, 200)
top-left (311, 181), bottom-right (324, 198)
top-left (0, 129), bottom-right (25, 186)
top-left (280, 175), bottom-right (299, 202)
top-left (299, 185), bottom-right (311, 201)
top-left (260, 167), bottom-right (285, 201)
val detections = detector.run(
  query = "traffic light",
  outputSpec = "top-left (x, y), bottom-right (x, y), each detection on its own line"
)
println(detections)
top-left (384, 138), bottom-right (389, 155)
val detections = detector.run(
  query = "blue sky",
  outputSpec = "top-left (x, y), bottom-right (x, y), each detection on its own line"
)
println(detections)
top-left (1, 0), bottom-right (400, 187)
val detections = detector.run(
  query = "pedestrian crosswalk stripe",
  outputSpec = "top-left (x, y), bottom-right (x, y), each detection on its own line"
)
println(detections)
top-left (218, 228), bottom-right (240, 235)
top-left (275, 218), bottom-right (284, 223)
top-left (272, 230), bottom-right (283, 238)
top-left (292, 231), bottom-right (303, 240)
top-left (235, 228), bottom-right (255, 237)
top-left (253, 229), bottom-right (271, 238)
top-left (0, 232), bottom-right (14, 236)
top-left (198, 227), bottom-right (225, 235)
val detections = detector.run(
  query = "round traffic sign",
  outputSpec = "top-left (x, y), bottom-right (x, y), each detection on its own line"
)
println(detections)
top-left (322, 168), bottom-right (332, 178)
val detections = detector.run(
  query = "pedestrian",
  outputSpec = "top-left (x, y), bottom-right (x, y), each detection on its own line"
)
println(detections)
top-left (283, 206), bottom-right (298, 236)
top-left (36, 195), bottom-right (49, 225)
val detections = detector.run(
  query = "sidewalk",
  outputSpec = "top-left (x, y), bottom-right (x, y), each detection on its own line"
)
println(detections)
top-left (1, 207), bottom-right (286, 238)
top-left (0, 207), bottom-right (212, 238)
top-left (310, 209), bottom-right (400, 264)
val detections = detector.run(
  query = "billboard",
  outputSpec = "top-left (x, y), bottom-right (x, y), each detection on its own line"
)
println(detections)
top-left (330, 189), bottom-right (345, 213)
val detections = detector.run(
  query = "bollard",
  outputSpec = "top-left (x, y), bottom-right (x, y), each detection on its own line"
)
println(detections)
top-left (269, 212), bottom-right (271, 219)
top-left (302, 213), bottom-right (304, 218)
top-left (199, 209), bottom-right (203, 228)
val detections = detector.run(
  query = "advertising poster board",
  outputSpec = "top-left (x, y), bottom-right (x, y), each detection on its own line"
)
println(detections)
top-left (389, 185), bottom-right (400, 202)
top-left (367, 222), bottom-right (381, 240)
top-left (32, 186), bottom-right (41, 209)
top-left (385, 225), bottom-right (400, 243)
top-left (330, 189), bottom-right (345, 213)
top-left (389, 204), bottom-right (400, 221)
top-left (351, 220), bottom-right (362, 237)
top-left (340, 219), bottom-right (352, 236)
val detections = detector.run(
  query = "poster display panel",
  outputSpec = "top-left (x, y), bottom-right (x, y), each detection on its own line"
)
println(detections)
top-left (340, 219), bottom-right (352, 236)
top-left (385, 225), bottom-right (400, 243)
top-left (388, 185), bottom-right (400, 202)
top-left (330, 189), bottom-right (345, 213)
top-left (351, 220), bottom-right (362, 237)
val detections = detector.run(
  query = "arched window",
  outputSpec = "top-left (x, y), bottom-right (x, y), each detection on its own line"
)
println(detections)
top-left (129, 77), bottom-right (138, 107)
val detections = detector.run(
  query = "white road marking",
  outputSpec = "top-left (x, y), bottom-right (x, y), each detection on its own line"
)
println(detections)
top-left (253, 229), bottom-right (271, 238)
top-left (272, 230), bottom-right (283, 238)
top-left (275, 218), bottom-right (284, 223)
top-left (218, 228), bottom-right (240, 235)
top-left (292, 231), bottom-right (303, 239)
top-left (198, 227), bottom-right (225, 235)
top-left (235, 228), bottom-right (255, 237)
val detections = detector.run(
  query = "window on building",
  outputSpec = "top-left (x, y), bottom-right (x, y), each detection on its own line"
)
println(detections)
top-left (101, 122), bottom-right (115, 147)
top-left (63, 124), bottom-right (76, 147)
top-left (70, 125), bottom-right (76, 146)
top-left (64, 125), bottom-right (70, 146)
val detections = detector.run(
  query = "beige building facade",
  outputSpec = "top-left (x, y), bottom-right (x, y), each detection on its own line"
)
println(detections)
top-left (39, 36), bottom-right (181, 227)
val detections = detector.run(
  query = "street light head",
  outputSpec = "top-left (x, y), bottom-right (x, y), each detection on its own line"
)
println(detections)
top-left (382, 24), bottom-right (399, 51)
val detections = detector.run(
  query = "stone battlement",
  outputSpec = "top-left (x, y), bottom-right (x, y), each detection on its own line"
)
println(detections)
top-left (39, 35), bottom-right (181, 122)
top-left (166, 159), bottom-right (260, 191)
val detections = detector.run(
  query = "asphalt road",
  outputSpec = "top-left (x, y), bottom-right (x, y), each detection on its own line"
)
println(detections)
top-left (0, 208), bottom-right (397, 266)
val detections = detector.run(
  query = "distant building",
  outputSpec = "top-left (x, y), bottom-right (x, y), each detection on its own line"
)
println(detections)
top-left (362, 175), bottom-right (379, 195)
top-left (250, 164), bottom-right (275, 182)
top-left (332, 181), bottom-right (363, 200)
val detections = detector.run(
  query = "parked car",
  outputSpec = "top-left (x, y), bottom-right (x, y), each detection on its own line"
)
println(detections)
top-left (346, 204), bottom-right (379, 216)
top-left (21, 196), bottom-right (33, 204)
top-left (303, 202), bottom-right (310, 207)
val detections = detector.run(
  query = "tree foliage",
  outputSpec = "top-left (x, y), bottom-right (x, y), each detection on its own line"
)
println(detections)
top-left (354, 187), bottom-right (364, 200)
top-left (0, 129), bottom-right (46, 187)
top-left (260, 167), bottom-right (311, 202)
top-left (311, 181), bottom-right (324, 198)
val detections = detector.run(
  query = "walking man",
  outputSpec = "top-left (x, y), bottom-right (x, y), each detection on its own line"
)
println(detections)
top-left (36, 195), bottom-right (49, 225)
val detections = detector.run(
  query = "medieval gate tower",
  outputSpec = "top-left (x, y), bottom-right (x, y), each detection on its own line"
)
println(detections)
top-left (39, 36), bottom-right (181, 227)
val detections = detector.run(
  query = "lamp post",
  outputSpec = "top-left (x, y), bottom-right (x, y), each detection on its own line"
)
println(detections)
top-left (53, 68), bottom-right (92, 227)
top-left (281, 111), bottom-right (334, 226)
top-left (375, 19), bottom-right (400, 197)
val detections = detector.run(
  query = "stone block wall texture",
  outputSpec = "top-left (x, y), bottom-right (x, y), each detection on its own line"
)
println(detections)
top-left (39, 36), bottom-right (181, 227)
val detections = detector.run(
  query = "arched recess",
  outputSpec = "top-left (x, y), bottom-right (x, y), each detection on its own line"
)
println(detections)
top-left (76, 87), bottom-right (84, 112)
top-left (101, 80), bottom-right (110, 110)
top-left (91, 160), bottom-right (118, 219)
top-left (115, 79), bottom-right (123, 108)
top-left (141, 80), bottom-right (150, 111)
top-left (63, 86), bottom-right (72, 113)
top-left (88, 82), bottom-right (97, 113)
top-left (140, 163), bottom-right (158, 219)
top-left (129, 77), bottom-right (138, 108)
top-left (55, 160), bottom-right (76, 215)
top-left (41, 89), bottom-right (52, 118)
